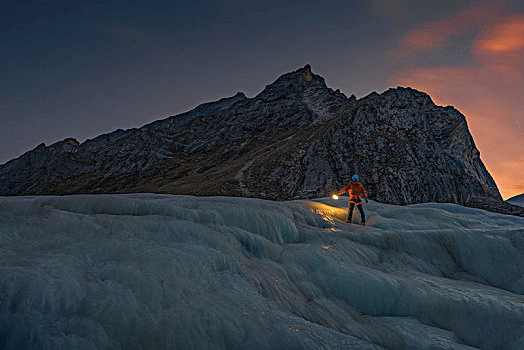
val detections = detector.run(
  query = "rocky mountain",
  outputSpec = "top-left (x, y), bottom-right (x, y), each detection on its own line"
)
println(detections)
top-left (0, 64), bottom-right (504, 207)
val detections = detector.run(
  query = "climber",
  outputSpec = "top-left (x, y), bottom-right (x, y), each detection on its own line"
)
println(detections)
top-left (335, 174), bottom-right (369, 225)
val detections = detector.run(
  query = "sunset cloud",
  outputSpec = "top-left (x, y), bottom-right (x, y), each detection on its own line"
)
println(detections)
top-left (476, 17), bottom-right (524, 53)
top-left (394, 19), bottom-right (459, 59)
top-left (391, 3), bottom-right (524, 199)
top-left (393, 3), bottom-right (510, 60)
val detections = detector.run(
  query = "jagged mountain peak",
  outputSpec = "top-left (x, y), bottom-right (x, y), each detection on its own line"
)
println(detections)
top-left (249, 64), bottom-right (350, 125)
top-left (384, 86), bottom-right (435, 106)
top-left (359, 86), bottom-right (434, 107)
top-left (271, 63), bottom-right (315, 87)
top-left (255, 64), bottom-right (332, 101)
top-left (0, 65), bottom-right (505, 213)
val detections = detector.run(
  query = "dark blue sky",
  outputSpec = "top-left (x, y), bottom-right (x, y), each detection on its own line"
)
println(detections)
top-left (1, 0), bottom-right (523, 197)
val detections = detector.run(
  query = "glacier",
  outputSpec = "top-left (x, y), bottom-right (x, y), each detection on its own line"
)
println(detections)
top-left (0, 194), bottom-right (523, 349)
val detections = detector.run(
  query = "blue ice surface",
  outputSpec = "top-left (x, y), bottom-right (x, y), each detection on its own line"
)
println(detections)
top-left (0, 194), bottom-right (523, 349)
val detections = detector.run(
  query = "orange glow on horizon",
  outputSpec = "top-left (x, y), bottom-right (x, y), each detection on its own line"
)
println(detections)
top-left (394, 66), bottom-right (523, 199)
top-left (391, 5), bottom-right (524, 199)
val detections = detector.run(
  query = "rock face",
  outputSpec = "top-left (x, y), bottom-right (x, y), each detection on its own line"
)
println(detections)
top-left (468, 196), bottom-right (524, 217)
top-left (0, 65), bottom-right (502, 205)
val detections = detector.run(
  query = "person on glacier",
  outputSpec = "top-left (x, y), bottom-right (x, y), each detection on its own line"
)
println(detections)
top-left (335, 174), bottom-right (369, 225)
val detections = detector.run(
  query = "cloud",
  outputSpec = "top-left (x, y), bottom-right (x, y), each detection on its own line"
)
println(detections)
top-left (393, 3), bottom-right (510, 60)
top-left (394, 19), bottom-right (459, 60)
top-left (390, 3), bottom-right (524, 199)
top-left (475, 17), bottom-right (524, 53)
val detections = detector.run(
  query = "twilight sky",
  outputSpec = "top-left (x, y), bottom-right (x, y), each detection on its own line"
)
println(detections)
top-left (1, 0), bottom-right (523, 199)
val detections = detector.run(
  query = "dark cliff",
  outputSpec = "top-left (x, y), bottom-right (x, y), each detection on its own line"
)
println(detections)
top-left (0, 65), bottom-right (503, 207)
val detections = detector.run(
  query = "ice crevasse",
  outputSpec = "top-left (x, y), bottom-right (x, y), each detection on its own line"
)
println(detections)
top-left (0, 194), bottom-right (523, 349)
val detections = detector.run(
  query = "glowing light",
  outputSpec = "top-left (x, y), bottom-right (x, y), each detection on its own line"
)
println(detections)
top-left (332, 194), bottom-right (338, 200)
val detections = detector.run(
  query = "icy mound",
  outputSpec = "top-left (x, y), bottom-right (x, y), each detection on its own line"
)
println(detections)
top-left (1, 194), bottom-right (523, 349)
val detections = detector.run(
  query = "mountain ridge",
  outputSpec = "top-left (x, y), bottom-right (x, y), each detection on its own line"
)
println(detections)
top-left (0, 64), bottom-right (510, 212)
top-left (507, 193), bottom-right (524, 208)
